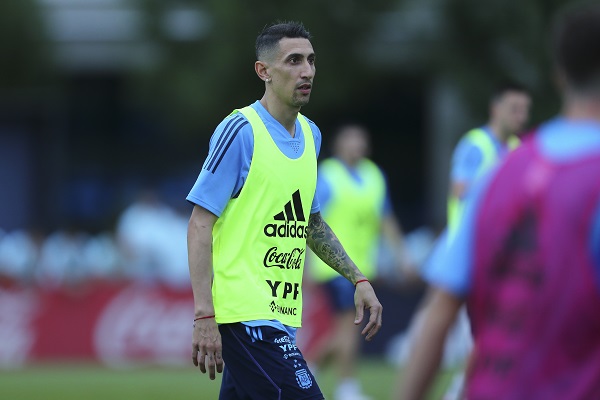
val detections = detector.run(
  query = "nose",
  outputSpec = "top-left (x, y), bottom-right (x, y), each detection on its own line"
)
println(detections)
top-left (300, 60), bottom-right (315, 79)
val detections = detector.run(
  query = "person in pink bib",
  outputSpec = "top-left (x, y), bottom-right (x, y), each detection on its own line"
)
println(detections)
top-left (400, 4), bottom-right (600, 399)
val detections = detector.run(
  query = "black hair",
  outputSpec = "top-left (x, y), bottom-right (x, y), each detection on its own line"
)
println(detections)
top-left (553, 3), bottom-right (600, 90)
top-left (255, 21), bottom-right (312, 60)
top-left (490, 81), bottom-right (530, 103)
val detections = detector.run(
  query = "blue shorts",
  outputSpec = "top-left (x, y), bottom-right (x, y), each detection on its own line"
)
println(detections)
top-left (322, 275), bottom-right (355, 312)
top-left (219, 323), bottom-right (323, 400)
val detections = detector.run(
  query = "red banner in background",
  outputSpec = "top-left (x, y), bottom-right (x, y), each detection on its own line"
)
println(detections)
top-left (0, 282), bottom-right (193, 368)
top-left (0, 282), bottom-right (333, 368)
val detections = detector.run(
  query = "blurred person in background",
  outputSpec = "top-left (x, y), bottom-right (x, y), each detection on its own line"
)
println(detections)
top-left (186, 21), bottom-right (382, 399)
top-left (397, 81), bottom-right (532, 399)
top-left (448, 81), bottom-right (531, 237)
top-left (0, 227), bottom-right (43, 286)
top-left (80, 230), bottom-right (123, 282)
top-left (36, 222), bottom-right (88, 289)
top-left (400, 3), bottom-right (600, 399)
top-left (116, 186), bottom-right (190, 288)
top-left (306, 124), bottom-right (412, 400)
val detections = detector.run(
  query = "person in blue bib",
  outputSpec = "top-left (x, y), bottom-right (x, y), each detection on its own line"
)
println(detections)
top-left (186, 21), bottom-right (383, 400)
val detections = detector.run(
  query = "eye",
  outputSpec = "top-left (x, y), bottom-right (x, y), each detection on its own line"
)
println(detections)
top-left (289, 56), bottom-right (299, 64)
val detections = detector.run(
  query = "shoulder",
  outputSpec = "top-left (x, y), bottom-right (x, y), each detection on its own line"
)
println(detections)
top-left (453, 131), bottom-right (484, 160)
top-left (301, 114), bottom-right (322, 139)
top-left (212, 112), bottom-right (254, 144)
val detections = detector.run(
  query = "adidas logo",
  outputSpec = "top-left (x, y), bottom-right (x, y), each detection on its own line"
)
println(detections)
top-left (263, 190), bottom-right (308, 239)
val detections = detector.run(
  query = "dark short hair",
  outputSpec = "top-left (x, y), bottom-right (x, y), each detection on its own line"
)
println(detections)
top-left (490, 81), bottom-right (530, 103)
top-left (553, 4), bottom-right (600, 90)
top-left (255, 21), bottom-right (312, 60)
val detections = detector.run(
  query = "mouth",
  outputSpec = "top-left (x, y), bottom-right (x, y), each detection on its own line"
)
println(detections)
top-left (297, 83), bottom-right (312, 94)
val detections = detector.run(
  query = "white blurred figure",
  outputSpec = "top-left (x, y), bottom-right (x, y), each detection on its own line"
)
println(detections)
top-left (81, 231), bottom-right (123, 281)
top-left (377, 226), bottom-right (436, 284)
top-left (152, 209), bottom-right (190, 289)
top-left (36, 226), bottom-right (88, 288)
top-left (0, 228), bottom-right (43, 286)
top-left (116, 188), bottom-right (190, 288)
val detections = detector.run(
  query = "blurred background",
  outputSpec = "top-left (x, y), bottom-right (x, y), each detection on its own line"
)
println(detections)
top-left (0, 0), bottom-right (576, 398)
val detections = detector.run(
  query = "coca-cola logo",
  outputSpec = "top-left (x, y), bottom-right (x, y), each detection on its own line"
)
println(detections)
top-left (263, 247), bottom-right (304, 269)
top-left (93, 286), bottom-right (193, 367)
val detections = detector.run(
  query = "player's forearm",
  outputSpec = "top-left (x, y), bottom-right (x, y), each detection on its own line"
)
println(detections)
top-left (400, 321), bottom-right (446, 400)
top-left (306, 212), bottom-right (366, 285)
top-left (187, 206), bottom-right (217, 317)
top-left (400, 288), bottom-right (462, 400)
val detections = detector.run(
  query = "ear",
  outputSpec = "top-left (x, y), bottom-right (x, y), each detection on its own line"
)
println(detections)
top-left (255, 60), bottom-right (270, 83)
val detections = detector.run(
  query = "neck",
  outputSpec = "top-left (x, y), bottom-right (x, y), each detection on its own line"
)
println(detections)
top-left (260, 94), bottom-right (300, 137)
top-left (339, 156), bottom-right (360, 167)
top-left (562, 92), bottom-right (600, 123)
top-left (488, 121), bottom-right (512, 144)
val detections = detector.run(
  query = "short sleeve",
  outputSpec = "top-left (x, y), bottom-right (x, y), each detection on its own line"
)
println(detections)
top-left (451, 138), bottom-right (484, 188)
top-left (186, 114), bottom-right (252, 217)
top-left (309, 120), bottom-right (322, 214)
top-left (423, 168), bottom-right (494, 297)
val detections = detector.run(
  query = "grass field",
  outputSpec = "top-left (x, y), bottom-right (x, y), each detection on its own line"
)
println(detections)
top-left (0, 358), bottom-right (455, 400)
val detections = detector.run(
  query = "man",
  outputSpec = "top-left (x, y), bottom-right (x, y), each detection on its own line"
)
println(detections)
top-left (400, 84), bottom-right (532, 400)
top-left (186, 22), bottom-right (382, 400)
top-left (448, 82), bottom-right (531, 236)
top-left (306, 124), bottom-right (410, 400)
top-left (440, 83), bottom-right (531, 399)
top-left (400, 4), bottom-right (600, 399)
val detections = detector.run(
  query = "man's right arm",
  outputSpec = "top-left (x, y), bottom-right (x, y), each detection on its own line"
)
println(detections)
top-left (188, 205), bottom-right (223, 379)
top-left (450, 139), bottom-right (484, 200)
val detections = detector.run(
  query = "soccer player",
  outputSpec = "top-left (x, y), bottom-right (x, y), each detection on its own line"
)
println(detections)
top-left (400, 78), bottom-right (531, 400)
top-left (186, 21), bottom-right (383, 400)
top-left (306, 124), bottom-right (411, 400)
top-left (448, 82), bottom-right (531, 236)
top-left (439, 82), bottom-right (531, 400)
top-left (400, 4), bottom-right (600, 399)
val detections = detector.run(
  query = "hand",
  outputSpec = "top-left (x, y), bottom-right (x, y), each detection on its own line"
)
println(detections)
top-left (353, 280), bottom-right (383, 341)
top-left (192, 318), bottom-right (224, 379)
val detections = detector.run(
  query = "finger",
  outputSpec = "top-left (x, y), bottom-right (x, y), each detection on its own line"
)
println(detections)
top-left (362, 306), bottom-right (383, 341)
top-left (354, 301), bottom-right (364, 325)
top-left (216, 352), bottom-right (224, 373)
top-left (198, 354), bottom-right (206, 374)
top-left (192, 347), bottom-right (199, 367)
top-left (361, 316), bottom-right (375, 338)
top-left (207, 353), bottom-right (216, 380)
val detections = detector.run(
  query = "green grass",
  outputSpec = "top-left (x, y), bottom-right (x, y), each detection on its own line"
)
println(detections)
top-left (0, 359), bottom-right (455, 400)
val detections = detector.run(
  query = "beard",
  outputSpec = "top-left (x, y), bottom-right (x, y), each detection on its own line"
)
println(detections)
top-left (291, 92), bottom-right (311, 108)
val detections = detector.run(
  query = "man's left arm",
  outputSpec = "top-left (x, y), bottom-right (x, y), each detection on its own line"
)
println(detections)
top-left (306, 212), bottom-right (383, 340)
top-left (397, 287), bottom-right (464, 400)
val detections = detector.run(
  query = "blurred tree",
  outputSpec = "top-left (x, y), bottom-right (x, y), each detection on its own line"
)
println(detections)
top-left (439, 0), bottom-right (569, 125)
top-left (0, 0), bottom-right (51, 90)
top-left (130, 0), bottom-right (398, 146)
top-left (362, 0), bottom-right (582, 127)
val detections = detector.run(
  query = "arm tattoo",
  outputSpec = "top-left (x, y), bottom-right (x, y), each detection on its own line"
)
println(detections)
top-left (306, 212), bottom-right (364, 285)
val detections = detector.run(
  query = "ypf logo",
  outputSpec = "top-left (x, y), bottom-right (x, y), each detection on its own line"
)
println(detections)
top-left (263, 190), bottom-right (308, 239)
